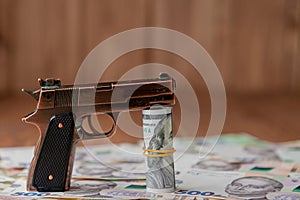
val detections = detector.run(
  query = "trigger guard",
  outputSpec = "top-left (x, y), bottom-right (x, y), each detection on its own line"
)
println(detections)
top-left (76, 113), bottom-right (117, 140)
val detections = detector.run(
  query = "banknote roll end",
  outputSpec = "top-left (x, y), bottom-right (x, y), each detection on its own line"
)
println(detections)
top-left (147, 186), bottom-right (175, 193)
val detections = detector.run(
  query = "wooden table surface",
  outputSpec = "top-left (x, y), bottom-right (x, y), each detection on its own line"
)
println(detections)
top-left (0, 92), bottom-right (299, 147)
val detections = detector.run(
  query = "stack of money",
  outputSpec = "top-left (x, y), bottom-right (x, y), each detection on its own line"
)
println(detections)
top-left (142, 106), bottom-right (175, 193)
top-left (0, 133), bottom-right (299, 199)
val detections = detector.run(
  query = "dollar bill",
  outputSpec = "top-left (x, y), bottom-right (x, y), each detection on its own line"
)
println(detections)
top-left (142, 107), bottom-right (175, 193)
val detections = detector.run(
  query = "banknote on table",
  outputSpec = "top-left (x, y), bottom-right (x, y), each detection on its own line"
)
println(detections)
top-left (72, 161), bottom-right (145, 180)
top-left (0, 174), bottom-right (15, 194)
top-left (172, 135), bottom-right (282, 165)
top-left (176, 156), bottom-right (296, 177)
top-left (0, 146), bottom-right (34, 169)
top-left (172, 133), bottom-right (274, 156)
top-left (238, 161), bottom-right (297, 176)
top-left (277, 142), bottom-right (300, 164)
top-left (0, 176), bottom-right (218, 200)
top-left (100, 189), bottom-right (219, 200)
top-left (0, 177), bottom-right (143, 199)
top-left (72, 142), bottom-right (146, 181)
top-left (99, 170), bottom-right (300, 199)
top-left (208, 133), bottom-right (268, 145)
top-left (197, 143), bottom-right (280, 163)
top-left (266, 192), bottom-right (300, 200)
top-left (175, 169), bottom-right (300, 199)
top-left (0, 133), bottom-right (299, 199)
top-left (75, 143), bottom-right (144, 164)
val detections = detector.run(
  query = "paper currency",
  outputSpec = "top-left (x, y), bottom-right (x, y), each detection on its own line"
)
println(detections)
top-left (0, 146), bottom-right (34, 169)
top-left (72, 143), bottom-right (146, 181)
top-left (100, 189), bottom-right (211, 200)
top-left (0, 174), bottom-right (15, 194)
top-left (277, 146), bottom-right (300, 164)
top-left (190, 158), bottom-right (241, 171)
top-left (176, 169), bottom-right (300, 199)
top-left (75, 143), bottom-right (144, 164)
top-left (172, 137), bottom-right (280, 164)
top-left (196, 143), bottom-right (280, 163)
top-left (266, 192), bottom-right (300, 200)
top-left (238, 161), bottom-right (296, 176)
top-left (0, 133), bottom-right (299, 199)
top-left (72, 162), bottom-right (145, 180)
top-left (171, 133), bottom-right (273, 157)
top-left (0, 177), bottom-right (134, 199)
top-left (142, 106), bottom-right (175, 193)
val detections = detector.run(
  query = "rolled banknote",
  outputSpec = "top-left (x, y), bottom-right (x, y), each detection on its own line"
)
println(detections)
top-left (142, 106), bottom-right (175, 193)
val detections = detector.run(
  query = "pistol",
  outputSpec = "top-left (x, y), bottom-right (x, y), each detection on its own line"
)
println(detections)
top-left (22, 73), bottom-right (175, 192)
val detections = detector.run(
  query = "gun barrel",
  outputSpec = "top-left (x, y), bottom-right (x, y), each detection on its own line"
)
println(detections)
top-left (38, 75), bottom-right (175, 111)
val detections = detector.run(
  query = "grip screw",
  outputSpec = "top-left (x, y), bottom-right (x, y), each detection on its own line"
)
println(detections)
top-left (48, 175), bottom-right (53, 181)
top-left (58, 123), bottom-right (63, 129)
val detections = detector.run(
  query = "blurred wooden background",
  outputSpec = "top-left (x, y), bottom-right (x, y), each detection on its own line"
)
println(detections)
top-left (0, 0), bottom-right (299, 146)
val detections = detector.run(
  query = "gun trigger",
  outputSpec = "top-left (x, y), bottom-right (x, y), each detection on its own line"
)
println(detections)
top-left (22, 88), bottom-right (39, 101)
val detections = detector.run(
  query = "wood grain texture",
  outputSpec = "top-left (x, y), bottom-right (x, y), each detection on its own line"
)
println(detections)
top-left (0, 0), bottom-right (299, 95)
top-left (0, 1), bottom-right (299, 146)
top-left (0, 0), bottom-right (9, 94)
top-left (1, 93), bottom-right (299, 147)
